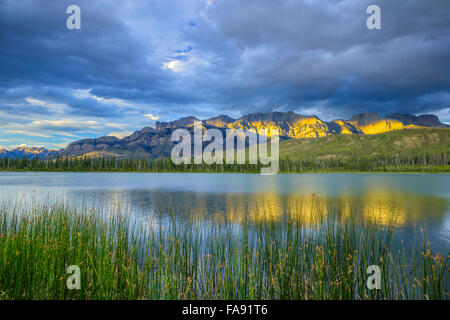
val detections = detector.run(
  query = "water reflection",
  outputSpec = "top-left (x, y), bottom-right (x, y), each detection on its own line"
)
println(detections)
top-left (0, 172), bottom-right (448, 251)
top-left (68, 188), bottom-right (448, 228)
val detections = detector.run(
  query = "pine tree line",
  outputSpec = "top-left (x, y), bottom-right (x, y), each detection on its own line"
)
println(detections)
top-left (0, 151), bottom-right (448, 173)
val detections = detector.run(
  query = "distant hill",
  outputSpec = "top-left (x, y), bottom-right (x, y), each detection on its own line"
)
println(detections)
top-left (4, 111), bottom-right (448, 160)
top-left (0, 146), bottom-right (60, 159)
top-left (280, 128), bottom-right (450, 161)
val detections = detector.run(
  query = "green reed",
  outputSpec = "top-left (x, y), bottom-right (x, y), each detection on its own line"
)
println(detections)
top-left (0, 200), bottom-right (448, 300)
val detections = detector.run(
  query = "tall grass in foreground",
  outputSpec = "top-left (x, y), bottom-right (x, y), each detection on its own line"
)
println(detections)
top-left (0, 200), bottom-right (448, 300)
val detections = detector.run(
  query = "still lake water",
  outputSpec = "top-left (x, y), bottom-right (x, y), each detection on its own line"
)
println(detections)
top-left (0, 172), bottom-right (449, 252)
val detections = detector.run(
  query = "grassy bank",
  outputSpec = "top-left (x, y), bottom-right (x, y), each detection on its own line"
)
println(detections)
top-left (0, 201), bottom-right (448, 300)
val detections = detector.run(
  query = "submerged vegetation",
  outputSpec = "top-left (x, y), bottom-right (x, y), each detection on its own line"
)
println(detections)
top-left (0, 200), bottom-right (448, 300)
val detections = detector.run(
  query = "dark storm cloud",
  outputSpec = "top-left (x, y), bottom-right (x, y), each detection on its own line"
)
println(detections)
top-left (0, 0), bottom-right (185, 117)
top-left (0, 0), bottom-right (449, 133)
top-left (183, 0), bottom-right (450, 119)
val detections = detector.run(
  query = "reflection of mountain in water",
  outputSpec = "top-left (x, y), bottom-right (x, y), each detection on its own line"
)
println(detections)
top-left (69, 188), bottom-right (448, 228)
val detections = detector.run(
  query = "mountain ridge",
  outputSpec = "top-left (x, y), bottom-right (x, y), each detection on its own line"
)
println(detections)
top-left (58, 111), bottom-right (448, 159)
top-left (0, 146), bottom-right (60, 159)
top-left (3, 111), bottom-right (449, 159)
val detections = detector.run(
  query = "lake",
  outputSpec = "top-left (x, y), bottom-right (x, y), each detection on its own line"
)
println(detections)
top-left (0, 172), bottom-right (449, 252)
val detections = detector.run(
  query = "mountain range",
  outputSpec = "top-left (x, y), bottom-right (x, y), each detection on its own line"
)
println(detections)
top-left (0, 146), bottom-right (60, 160)
top-left (2, 112), bottom-right (448, 160)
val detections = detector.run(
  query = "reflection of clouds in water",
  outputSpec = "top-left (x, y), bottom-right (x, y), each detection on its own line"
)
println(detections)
top-left (2, 172), bottom-right (449, 197)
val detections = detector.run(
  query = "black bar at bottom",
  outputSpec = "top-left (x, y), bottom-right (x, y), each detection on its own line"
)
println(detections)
top-left (1, 300), bottom-right (447, 319)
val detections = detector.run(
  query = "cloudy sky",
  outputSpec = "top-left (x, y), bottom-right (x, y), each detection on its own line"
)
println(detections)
top-left (0, 0), bottom-right (449, 149)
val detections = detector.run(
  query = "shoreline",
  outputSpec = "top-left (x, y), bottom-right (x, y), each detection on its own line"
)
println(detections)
top-left (0, 170), bottom-right (448, 174)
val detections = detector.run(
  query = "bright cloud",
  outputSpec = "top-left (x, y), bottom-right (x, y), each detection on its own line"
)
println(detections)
top-left (5, 129), bottom-right (52, 138)
top-left (162, 59), bottom-right (186, 73)
top-left (144, 114), bottom-right (160, 121)
top-left (25, 97), bottom-right (68, 113)
top-left (30, 119), bottom-right (100, 131)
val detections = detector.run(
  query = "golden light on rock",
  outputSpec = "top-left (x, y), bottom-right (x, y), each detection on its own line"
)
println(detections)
top-left (355, 119), bottom-right (406, 135)
top-left (216, 116), bottom-right (430, 140)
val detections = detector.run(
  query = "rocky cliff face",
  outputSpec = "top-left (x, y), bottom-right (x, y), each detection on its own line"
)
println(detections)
top-left (204, 115), bottom-right (235, 127)
top-left (155, 116), bottom-right (199, 130)
top-left (59, 127), bottom-right (174, 159)
top-left (389, 113), bottom-right (448, 128)
top-left (227, 112), bottom-right (326, 138)
top-left (50, 111), bottom-right (450, 159)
